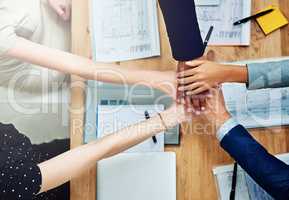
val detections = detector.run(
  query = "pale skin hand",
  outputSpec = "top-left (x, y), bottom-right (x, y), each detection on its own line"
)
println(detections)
top-left (177, 60), bottom-right (248, 96)
top-left (37, 103), bottom-right (192, 193)
top-left (48, 0), bottom-right (71, 21)
top-left (204, 87), bottom-right (231, 131)
top-left (6, 37), bottom-right (177, 98)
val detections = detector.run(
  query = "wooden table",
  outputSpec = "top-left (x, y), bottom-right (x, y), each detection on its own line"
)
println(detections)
top-left (70, 0), bottom-right (289, 199)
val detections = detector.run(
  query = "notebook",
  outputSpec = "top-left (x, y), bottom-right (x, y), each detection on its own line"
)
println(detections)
top-left (256, 5), bottom-right (288, 35)
top-left (97, 105), bottom-right (165, 152)
top-left (97, 152), bottom-right (176, 200)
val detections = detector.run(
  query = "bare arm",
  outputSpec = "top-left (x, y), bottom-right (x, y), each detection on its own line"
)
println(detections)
top-left (177, 60), bottom-right (248, 95)
top-left (6, 37), bottom-right (175, 93)
top-left (37, 104), bottom-right (188, 193)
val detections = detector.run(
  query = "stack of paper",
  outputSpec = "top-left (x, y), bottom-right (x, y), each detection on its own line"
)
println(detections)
top-left (97, 105), bottom-right (165, 152)
top-left (213, 153), bottom-right (289, 200)
top-left (90, 0), bottom-right (160, 62)
top-left (196, 0), bottom-right (251, 45)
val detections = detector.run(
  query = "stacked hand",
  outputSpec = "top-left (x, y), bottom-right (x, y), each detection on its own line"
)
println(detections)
top-left (48, 0), bottom-right (71, 21)
top-left (176, 60), bottom-right (229, 115)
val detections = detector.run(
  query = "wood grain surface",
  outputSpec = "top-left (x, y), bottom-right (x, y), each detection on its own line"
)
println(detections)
top-left (70, 0), bottom-right (289, 199)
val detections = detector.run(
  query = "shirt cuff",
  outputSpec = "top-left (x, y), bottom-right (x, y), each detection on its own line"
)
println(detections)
top-left (217, 118), bottom-right (239, 142)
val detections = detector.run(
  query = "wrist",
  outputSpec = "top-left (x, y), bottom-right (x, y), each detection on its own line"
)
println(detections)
top-left (215, 111), bottom-right (231, 131)
top-left (159, 109), bottom-right (178, 130)
top-left (224, 65), bottom-right (248, 83)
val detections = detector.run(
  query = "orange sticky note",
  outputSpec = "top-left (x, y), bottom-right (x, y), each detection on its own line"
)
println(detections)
top-left (256, 5), bottom-right (288, 35)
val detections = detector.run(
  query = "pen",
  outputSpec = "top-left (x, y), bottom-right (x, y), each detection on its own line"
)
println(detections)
top-left (233, 9), bottom-right (274, 26)
top-left (144, 110), bottom-right (158, 144)
top-left (203, 26), bottom-right (214, 50)
top-left (230, 162), bottom-right (238, 200)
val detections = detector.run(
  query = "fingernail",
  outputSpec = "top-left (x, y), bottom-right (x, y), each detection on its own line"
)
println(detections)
top-left (195, 111), bottom-right (201, 115)
top-left (178, 87), bottom-right (184, 91)
top-left (201, 107), bottom-right (205, 111)
top-left (185, 61), bottom-right (191, 65)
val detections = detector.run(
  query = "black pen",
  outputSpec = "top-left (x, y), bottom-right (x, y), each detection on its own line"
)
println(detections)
top-left (230, 163), bottom-right (238, 200)
top-left (233, 9), bottom-right (274, 26)
top-left (203, 26), bottom-right (214, 50)
top-left (144, 111), bottom-right (158, 144)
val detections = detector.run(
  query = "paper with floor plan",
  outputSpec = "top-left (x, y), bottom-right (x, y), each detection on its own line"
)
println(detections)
top-left (97, 105), bottom-right (165, 153)
top-left (195, 0), bottom-right (220, 6)
top-left (90, 0), bottom-right (160, 62)
top-left (196, 0), bottom-right (251, 45)
top-left (222, 57), bottom-right (289, 128)
top-left (213, 153), bottom-right (289, 200)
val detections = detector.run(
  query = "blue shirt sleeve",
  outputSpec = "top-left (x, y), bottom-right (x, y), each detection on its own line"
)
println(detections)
top-left (220, 125), bottom-right (289, 200)
top-left (216, 117), bottom-right (239, 142)
top-left (247, 59), bottom-right (289, 90)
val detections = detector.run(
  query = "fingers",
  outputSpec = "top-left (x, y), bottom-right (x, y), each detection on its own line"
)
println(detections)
top-left (178, 82), bottom-right (202, 92)
top-left (177, 75), bottom-right (198, 85)
top-left (191, 98), bottom-right (201, 114)
top-left (62, 4), bottom-right (71, 21)
top-left (52, 4), bottom-right (65, 17)
top-left (185, 60), bottom-right (206, 67)
top-left (186, 86), bottom-right (208, 96)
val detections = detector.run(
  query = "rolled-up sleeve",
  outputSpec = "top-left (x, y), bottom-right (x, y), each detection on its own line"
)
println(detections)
top-left (0, 7), bottom-right (18, 56)
top-left (247, 59), bottom-right (289, 90)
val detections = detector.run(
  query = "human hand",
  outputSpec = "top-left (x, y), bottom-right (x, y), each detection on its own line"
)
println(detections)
top-left (177, 60), bottom-right (231, 96)
top-left (48, 0), bottom-right (71, 21)
top-left (161, 103), bottom-right (193, 129)
top-left (176, 61), bottom-right (210, 114)
top-left (204, 87), bottom-right (231, 131)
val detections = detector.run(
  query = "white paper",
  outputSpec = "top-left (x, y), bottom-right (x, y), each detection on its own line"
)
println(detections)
top-left (195, 0), bottom-right (220, 6)
top-left (91, 0), bottom-right (160, 62)
top-left (196, 0), bottom-right (251, 45)
top-left (97, 105), bottom-right (165, 152)
top-left (97, 152), bottom-right (176, 200)
top-left (213, 153), bottom-right (289, 200)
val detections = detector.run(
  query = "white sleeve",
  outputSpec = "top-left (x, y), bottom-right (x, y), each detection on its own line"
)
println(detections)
top-left (0, 7), bottom-right (18, 56)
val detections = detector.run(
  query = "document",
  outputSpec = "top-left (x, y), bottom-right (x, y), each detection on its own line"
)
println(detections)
top-left (213, 153), bottom-right (289, 200)
top-left (97, 105), bottom-right (165, 152)
top-left (91, 0), bottom-right (160, 62)
top-left (195, 0), bottom-right (220, 6)
top-left (196, 0), bottom-right (251, 45)
top-left (221, 57), bottom-right (289, 128)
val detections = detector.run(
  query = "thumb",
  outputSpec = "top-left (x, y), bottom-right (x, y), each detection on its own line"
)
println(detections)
top-left (53, 5), bottom-right (65, 17)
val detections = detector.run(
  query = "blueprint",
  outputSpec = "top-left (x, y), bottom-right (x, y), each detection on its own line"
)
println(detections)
top-left (213, 153), bottom-right (289, 200)
top-left (221, 57), bottom-right (289, 128)
top-left (196, 0), bottom-right (251, 45)
top-left (195, 0), bottom-right (220, 6)
top-left (91, 0), bottom-right (160, 62)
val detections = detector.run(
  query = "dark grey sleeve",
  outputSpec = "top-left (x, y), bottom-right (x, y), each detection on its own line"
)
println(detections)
top-left (247, 59), bottom-right (289, 90)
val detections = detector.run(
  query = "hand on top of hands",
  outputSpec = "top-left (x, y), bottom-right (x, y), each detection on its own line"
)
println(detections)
top-left (176, 60), bottom-right (229, 115)
top-left (48, 0), bottom-right (71, 21)
top-left (177, 60), bottom-right (229, 96)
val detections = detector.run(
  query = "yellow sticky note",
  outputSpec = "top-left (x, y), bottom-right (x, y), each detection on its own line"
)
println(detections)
top-left (256, 5), bottom-right (288, 35)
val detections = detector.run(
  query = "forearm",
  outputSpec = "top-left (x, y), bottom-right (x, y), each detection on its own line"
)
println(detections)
top-left (247, 60), bottom-right (289, 90)
top-left (222, 64), bottom-right (248, 83)
top-left (219, 123), bottom-right (289, 200)
top-left (7, 37), bottom-right (167, 89)
top-left (38, 110), bottom-right (176, 193)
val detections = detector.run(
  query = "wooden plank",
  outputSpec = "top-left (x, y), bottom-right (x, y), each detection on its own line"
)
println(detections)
top-left (280, 0), bottom-right (289, 56)
top-left (70, 0), bottom-right (96, 200)
top-left (70, 0), bottom-right (289, 199)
